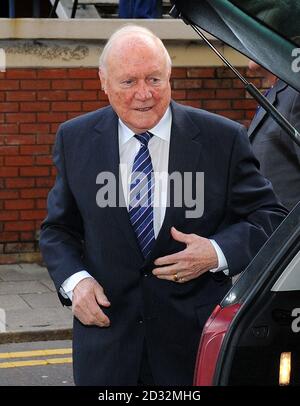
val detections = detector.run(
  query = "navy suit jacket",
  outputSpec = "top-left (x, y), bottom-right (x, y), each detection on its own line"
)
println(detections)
top-left (40, 101), bottom-right (287, 385)
top-left (249, 80), bottom-right (300, 210)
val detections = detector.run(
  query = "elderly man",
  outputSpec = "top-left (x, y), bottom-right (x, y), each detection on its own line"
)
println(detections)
top-left (40, 25), bottom-right (287, 386)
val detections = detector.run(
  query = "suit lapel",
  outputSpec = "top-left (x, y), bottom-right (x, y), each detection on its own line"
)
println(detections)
top-left (92, 107), bottom-right (144, 260)
top-left (248, 80), bottom-right (288, 139)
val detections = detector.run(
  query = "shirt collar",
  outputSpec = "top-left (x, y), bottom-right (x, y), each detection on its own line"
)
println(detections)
top-left (118, 106), bottom-right (172, 146)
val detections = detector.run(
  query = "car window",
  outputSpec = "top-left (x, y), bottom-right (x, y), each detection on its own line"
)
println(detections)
top-left (172, 0), bottom-right (300, 91)
top-left (271, 250), bottom-right (300, 292)
top-left (229, 0), bottom-right (300, 45)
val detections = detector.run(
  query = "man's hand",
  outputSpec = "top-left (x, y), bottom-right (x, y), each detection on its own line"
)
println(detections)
top-left (152, 227), bottom-right (218, 283)
top-left (72, 278), bottom-right (111, 327)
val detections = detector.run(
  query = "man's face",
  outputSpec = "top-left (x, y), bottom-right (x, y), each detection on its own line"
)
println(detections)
top-left (99, 36), bottom-right (171, 134)
top-left (248, 60), bottom-right (276, 84)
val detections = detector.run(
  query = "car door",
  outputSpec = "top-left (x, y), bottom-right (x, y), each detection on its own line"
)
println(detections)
top-left (170, 0), bottom-right (300, 386)
top-left (193, 201), bottom-right (300, 386)
top-left (171, 0), bottom-right (300, 92)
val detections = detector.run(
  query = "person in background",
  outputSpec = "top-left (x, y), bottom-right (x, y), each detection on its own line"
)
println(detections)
top-left (40, 26), bottom-right (287, 386)
top-left (248, 60), bottom-right (300, 210)
top-left (119, 0), bottom-right (162, 18)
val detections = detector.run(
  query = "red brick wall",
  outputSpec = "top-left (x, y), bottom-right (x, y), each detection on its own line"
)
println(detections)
top-left (0, 67), bottom-right (264, 263)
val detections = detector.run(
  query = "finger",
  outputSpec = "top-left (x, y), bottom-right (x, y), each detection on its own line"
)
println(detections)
top-left (155, 273), bottom-right (179, 282)
top-left (73, 286), bottom-right (111, 327)
top-left (75, 297), bottom-right (110, 327)
top-left (152, 263), bottom-right (181, 277)
top-left (94, 284), bottom-right (111, 307)
top-left (170, 226), bottom-right (193, 244)
top-left (93, 287), bottom-right (111, 327)
top-left (156, 272), bottom-right (195, 283)
top-left (155, 272), bottom-right (188, 283)
top-left (154, 251), bottom-right (184, 266)
top-left (177, 274), bottom-right (192, 283)
top-left (89, 301), bottom-right (110, 327)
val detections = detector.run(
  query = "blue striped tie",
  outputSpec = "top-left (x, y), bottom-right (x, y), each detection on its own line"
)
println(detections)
top-left (129, 132), bottom-right (155, 258)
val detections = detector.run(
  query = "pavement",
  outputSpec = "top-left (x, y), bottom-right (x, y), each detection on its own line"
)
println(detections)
top-left (0, 263), bottom-right (72, 344)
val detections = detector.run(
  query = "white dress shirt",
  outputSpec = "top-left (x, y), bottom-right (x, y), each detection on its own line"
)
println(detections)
top-left (61, 107), bottom-right (228, 300)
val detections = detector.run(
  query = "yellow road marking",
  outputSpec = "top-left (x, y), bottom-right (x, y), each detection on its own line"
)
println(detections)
top-left (0, 348), bottom-right (72, 359)
top-left (0, 357), bottom-right (72, 369)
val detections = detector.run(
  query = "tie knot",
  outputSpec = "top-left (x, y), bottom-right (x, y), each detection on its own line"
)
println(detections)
top-left (135, 132), bottom-right (153, 148)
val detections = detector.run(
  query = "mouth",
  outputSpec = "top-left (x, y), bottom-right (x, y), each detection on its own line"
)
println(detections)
top-left (134, 107), bottom-right (153, 112)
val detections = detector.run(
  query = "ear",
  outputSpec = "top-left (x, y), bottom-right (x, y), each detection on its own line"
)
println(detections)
top-left (98, 68), bottom-right (107, 94)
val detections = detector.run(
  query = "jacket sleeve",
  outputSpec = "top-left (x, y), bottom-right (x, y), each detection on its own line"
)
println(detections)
top-left (211, 125), bottom-right (288, 276)
top-left (39, 125), bottom-right (85, 305)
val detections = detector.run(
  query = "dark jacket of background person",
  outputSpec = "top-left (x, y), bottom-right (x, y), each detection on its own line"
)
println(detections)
top-left (248, 79), bottom-right (300, 210)
top-left (119, 0), bottom-right (162, 18)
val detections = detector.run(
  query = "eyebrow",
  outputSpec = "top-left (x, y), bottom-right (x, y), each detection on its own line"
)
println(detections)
top-left (118, 70), bottom-right (164, 80)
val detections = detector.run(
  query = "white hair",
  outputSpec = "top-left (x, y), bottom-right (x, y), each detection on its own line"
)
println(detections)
top-left (99, 25), bottom-right (172, 72)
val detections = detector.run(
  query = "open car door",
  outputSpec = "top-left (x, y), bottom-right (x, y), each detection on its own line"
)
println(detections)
top-left (170, 0), bottom-right (300, 146)
top-left (195, 201), bottom-right (300, 386)
top-left (171, 0), bottom-right (300, 92)
top-left (170, 0), bottom-right (300, 386)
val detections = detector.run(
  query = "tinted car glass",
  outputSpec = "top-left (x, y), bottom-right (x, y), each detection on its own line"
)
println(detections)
top-left (171, 0), bottom-right (300, 92)
top-left (230, 0), bottom-right (300, 45)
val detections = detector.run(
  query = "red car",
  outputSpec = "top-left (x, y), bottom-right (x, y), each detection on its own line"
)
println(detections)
top-left (194, 204), bottom-right (300, 385)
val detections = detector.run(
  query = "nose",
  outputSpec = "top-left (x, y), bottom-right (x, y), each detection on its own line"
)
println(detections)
top-left (134, 81), bottom-right (152, 101)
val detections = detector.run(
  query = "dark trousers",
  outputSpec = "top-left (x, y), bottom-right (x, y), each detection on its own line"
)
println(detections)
top-left (119, 0), bottom-right (162, 18)
top-left (138, 344), bottom-right (155, 385)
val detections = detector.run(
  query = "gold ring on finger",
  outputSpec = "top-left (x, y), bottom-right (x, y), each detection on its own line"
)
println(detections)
top-left (173, 273), bottom-right (179, 282)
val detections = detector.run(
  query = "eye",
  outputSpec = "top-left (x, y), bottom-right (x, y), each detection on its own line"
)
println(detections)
top-left (120, 79), bottom-right (135, 87)
top-left (149, 77), bottom-right (161, 85)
